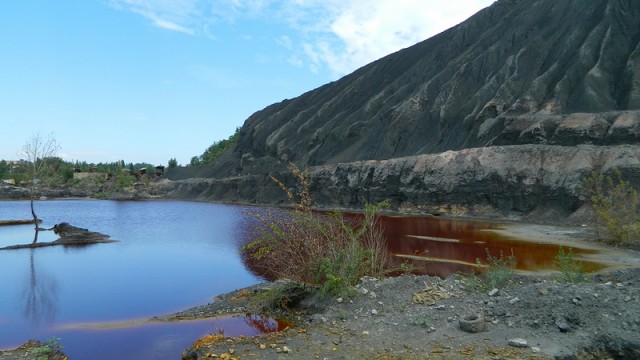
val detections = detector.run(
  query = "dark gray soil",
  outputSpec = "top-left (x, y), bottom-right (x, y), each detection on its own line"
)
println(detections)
top-left (178, 267), bottom-right (640, 360)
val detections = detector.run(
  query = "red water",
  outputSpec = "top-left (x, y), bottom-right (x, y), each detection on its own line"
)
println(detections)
top-left (379, 215), bottom-right (602, 277)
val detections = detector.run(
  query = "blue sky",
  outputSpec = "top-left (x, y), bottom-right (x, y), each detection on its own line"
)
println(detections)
top-left (0, 0), bottom-right (493, 166)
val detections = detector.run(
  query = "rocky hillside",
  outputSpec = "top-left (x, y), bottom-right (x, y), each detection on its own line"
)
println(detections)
top-left (171, 0), bottom-right (640, 221)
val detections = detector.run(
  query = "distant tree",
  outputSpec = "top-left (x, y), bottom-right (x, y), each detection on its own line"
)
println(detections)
top-left (167, 158), bottom-right (178, 168)
top-left (189, 156), bottom-right (201, 167)
top-left (22, 133), bottom-right (60, 243)
top-left (0, 160), bottom-right (8, 179)
top-left (191, 127), bottom-right (240, 166)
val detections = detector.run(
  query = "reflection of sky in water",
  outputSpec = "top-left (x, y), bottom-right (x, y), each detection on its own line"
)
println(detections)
top-left (0, 200), bottom-right (262, 359)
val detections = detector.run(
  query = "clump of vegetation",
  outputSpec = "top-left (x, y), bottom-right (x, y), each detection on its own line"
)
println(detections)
top-left (583, 169), bottom-right (640, 245)
top-left (257, 281), bottom-right (313, 310)
top-left (461, 249), bottom-right (516, 292)
top-left (554, 247), bottom-right (588, 284)
top-left (30, 337), bottom-right (64, 360)
top-left (190, 127), bottom-right (240, 166)
top-left (242, 162), bottom-right (391, 298)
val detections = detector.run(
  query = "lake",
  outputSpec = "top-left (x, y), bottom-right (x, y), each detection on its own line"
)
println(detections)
top-left (0, 199), bottom-right (602, 359)
top-left (0, 200), bottom-right (264, 359)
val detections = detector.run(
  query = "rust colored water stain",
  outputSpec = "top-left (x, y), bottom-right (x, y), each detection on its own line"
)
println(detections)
top-left (198, 315), bottom-right (292, 337)
top-left (379, 215), bottom-right (604, 277)
top-left (238, 314), bottom-right (293, 334)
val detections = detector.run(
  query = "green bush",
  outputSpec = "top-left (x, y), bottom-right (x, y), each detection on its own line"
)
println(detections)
top-left (190, 128), bottom-right (240, 166)
top-left (461, 248), bottom-right (516, 292)
top-left (554, 247), bottom-right (588, 284)
top-left (583, 169), bottom-right (640, 245)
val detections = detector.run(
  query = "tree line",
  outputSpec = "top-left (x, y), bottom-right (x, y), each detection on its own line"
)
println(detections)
top-left (0, 158), bottom-right (158, 186)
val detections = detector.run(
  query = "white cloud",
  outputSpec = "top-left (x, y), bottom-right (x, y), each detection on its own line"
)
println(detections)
top-left (105, 0), bottom-right (204, 33)
top-left (105, 0), bottom-right (495, 77)
top-left (151, 17), bottom-right (195, 34)
top-left (297, 0), bottom-right (495, 78)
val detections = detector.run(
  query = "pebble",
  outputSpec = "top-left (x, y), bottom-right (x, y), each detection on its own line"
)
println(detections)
top-left (282, 346), bottom-right (291, 353)
top-left (556, 319), bottom-right (571, 332)
top-left (336, 297), bottom-right (343, 303)
top-left (508, 338), bottom-right (528, 348)
top-left (531, 346), bottom-right (541, 353)
top-left (624, 296), bottom-right (632, 302)
top-left (371, 309), bottom-right (378, 315)
top-left (362, 331), bottom-right (369, 336)
top-left (509, 297), bottom-right (520, 304)
top-left (488, 288), bottom-right (499, 296)
top-left (539, 288), bottom-right (549, 296)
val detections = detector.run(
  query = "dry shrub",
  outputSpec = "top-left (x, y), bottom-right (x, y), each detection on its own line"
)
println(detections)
top-left (242, 163), bottom-right (390, 296)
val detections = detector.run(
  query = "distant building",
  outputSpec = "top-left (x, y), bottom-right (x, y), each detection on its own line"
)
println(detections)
top-left (155, 166), bottom-right (165, 176)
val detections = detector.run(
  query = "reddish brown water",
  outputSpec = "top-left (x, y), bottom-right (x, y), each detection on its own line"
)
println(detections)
top-left (379, 215), bottom-right (604, 277)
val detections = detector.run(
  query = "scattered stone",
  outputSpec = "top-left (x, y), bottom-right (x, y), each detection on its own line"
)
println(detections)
top-left (282, 346), bottom-right (291, 353)
top-left (508, 338), bottom-right (528, 348)
top-left (362, 331), bottom-right (369, 336)
top-left (336, 297), bottom-right (343, 303)
top-left (624, 296), bottom-right (632, 302)
top-left (539, 288), bottom-right (549, 296)
top-left (259, 344), bottom-right (266, 350)
top-left (488, 288), bottom-right (499, 296)
top-left (509, 297), bottom-right (520, 304)
top-left (556, 319), bottom-right (571, 332)
top-left (371, 309), bottom-right (378, 315)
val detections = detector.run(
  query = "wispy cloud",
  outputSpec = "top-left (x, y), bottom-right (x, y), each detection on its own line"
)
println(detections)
top-left (105, 0), bottom-right (494, 77)
top-left (151, 17), bottom-right (194, 34)
top-left (105, 0), bottom-right (204, 34)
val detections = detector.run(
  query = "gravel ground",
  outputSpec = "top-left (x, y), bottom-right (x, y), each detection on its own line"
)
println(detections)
top-left (175, 264), bottom-right (640, 360)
